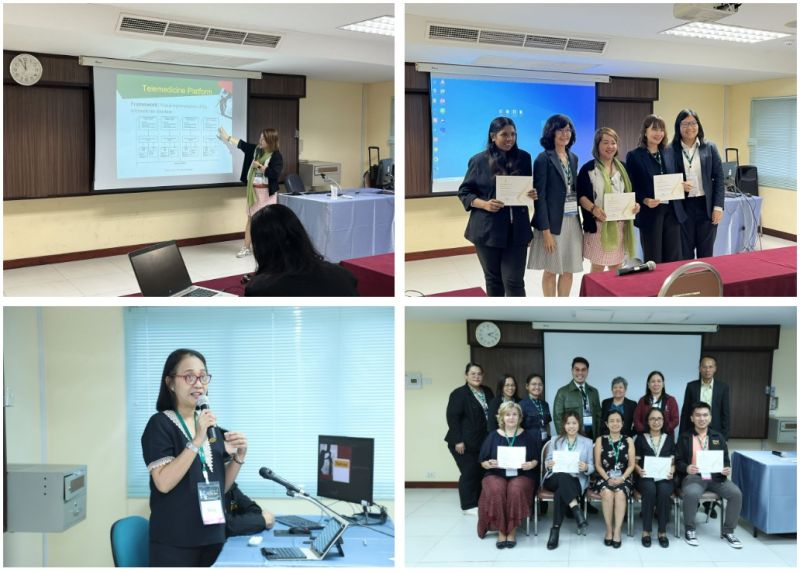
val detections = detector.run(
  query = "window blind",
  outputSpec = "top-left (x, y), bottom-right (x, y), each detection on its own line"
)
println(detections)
top-left (749, 96), bottom-right (796, 191)
top-left (125, 307), bottom-right (394, 504)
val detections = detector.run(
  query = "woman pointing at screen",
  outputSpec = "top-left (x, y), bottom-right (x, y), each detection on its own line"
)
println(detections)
top-left (219, 126), bottom-right (284, 258)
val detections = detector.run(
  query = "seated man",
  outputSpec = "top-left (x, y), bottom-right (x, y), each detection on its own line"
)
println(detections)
top-left (675, 401), bottom-right (743, 549)
top-left (225, 482), bottom-right (275, 537)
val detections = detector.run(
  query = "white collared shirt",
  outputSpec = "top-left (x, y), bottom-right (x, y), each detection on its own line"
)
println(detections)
top-left (681, 139), bottom-right (705, 198)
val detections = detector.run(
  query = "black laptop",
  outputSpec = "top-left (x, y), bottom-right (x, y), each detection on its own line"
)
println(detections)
top-left (128, 241), bottom-right (233, 297)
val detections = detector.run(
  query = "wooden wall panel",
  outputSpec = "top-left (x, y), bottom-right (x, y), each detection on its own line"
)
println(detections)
top-left (3, 52), bottom-right (91, 87)
top-left (405, 94), bottom-right (431, 197)
top-left (597, 76), bottom-right (659, 101)
top-left (249, 98), bottom-right (299, 180)
top-left (249, 73), bottom-right (305, 98)
top-left (596, 100), bottom-right (653, 159)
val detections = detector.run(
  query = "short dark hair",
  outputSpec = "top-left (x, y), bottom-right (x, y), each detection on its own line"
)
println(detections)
top-left (556, 410), bottom-right (584, 443)
top-left (465, 362), bottom-right (484, 375)
top-left (638, 114), bottom-right (667, 150)
top-left (572, 356), bottom-right (589, 369)
top-left (251, 204), bottom-right (323, 277)
top-left (691, 401), bottom-right (712, 415)
top-left (604, 408), bottom-right (624, 423)
top-left (526, 373), bottom-right (544, 386)
top-left (540, 114), bottom-right (576, 151)
top-left (496, 374), bottom-right (518, 397)
top-left (644, 370), bottom-right (671, 404)
top-left (156, 349), bottom-right (207, 412)
top-left (671, 109), bottom-right (705, 147)
top-left (699, 355), bottom-right (717, 365)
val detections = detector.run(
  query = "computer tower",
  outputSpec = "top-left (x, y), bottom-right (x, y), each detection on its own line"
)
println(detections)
top-left (737, 165), bottom-right (759, 196)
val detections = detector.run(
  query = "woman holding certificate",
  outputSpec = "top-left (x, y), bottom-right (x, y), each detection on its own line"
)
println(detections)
top-left (457, 117), bottom-right (537, 297)
top-left (633, 407), bottom-right (676, 548)
top-left (669, 109), bottom-right (725, 260)
top-left (477, 402), bottom-right (541, 548)
top-left (577, 128), bottom-right (639, 273)
top-left (542, 411), bottom-right (594, 549)
top-left (529, 114), bottom-right (583, 296)
top-left (625, 115), bottom-right (686, 263)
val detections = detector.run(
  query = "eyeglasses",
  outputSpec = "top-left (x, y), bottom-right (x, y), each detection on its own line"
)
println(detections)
top-left (681, 121), bottom-right (698, 128)
top-left (556, 128), bottom-right (573, 134)
top-left (173, 373), bottom-right (212, 385)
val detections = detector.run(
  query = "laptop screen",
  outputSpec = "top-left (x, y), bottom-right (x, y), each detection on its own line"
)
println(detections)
top-left (129, 241), bottom-right (193, 296)
top-left (722, 161), bottom-right (738, 185)
top-left (310, 518), bottom-right (347, 557)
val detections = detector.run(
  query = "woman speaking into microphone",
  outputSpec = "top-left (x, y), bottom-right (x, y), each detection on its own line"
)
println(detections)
top-left (141, 349), bottom-right (248, 566)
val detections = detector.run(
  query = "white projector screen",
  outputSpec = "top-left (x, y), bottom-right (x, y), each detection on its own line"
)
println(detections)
top-left (93, 67), bottom-right (247, 191)
top-left (542, 331), bottom-right (702, 433)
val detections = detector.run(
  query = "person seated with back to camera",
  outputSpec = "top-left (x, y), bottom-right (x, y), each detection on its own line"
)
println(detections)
top-left (224, 481), bottom-right (275, 537)
top-left (244, 204), bottom-right (358, 297)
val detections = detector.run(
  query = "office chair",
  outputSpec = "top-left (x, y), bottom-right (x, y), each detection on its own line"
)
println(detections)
top-left (110, 515), bottom-right (149, 567)
top-left (658, 261), bottom-right (723, 297)
top-left (284, 173), bottom-right (306, 195)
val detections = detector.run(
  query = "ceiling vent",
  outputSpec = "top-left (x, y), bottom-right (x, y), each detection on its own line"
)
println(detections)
top-left (427, 22), bottom-right (606, 54)
top-left (118, 14), bottom-right (282, 49)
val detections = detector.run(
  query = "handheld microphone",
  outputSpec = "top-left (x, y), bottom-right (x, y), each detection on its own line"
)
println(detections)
top-left (195, 395), bottom-right (217, 443)
top-left (616, 261), bottom-right (656, 276)
top-left (259, 467), bottom-right (304, 495)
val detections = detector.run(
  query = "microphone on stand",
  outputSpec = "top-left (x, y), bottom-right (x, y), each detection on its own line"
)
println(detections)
top-left (195, 395), bottom-right (217, 443)
top-left (616, 261), bottom-right (656, 276)
top-left (259, 467), bottom-right (304, 495)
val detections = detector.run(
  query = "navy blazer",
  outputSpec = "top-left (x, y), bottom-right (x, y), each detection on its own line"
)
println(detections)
top-left (625, 146), bottom-right (686, 229)
top-left (457, 150), bottom-right (534, 247)
top-left (671, 140), bottom-right (725, 218)
top-left (531, 149), bottom-right (580, 235)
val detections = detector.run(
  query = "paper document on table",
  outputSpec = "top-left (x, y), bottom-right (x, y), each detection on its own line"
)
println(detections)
top-left (653, 173), bottom-right (684, 201)
top-left (603, 193), bottom-right (636, 221)
top-left (552, 450), bottom-right (580, 473)
top-left (697, 450), bottom-right (724, 474)
top-left (644, 456), bottom-right (671, 481)
top-left (497, 446), bottom-right (526, 469)
top-left (496, 176), bottom-right (534, 207)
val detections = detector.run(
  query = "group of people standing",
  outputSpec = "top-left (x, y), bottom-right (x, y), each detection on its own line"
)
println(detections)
top-left (458, 110), bottom-right (725, 296)
top-left (444, 356), bottom-right (743, 551)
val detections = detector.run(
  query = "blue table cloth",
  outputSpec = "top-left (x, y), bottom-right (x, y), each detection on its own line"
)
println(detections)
top-left (214, 516), bottom-right (394, 567)
top-left (278, 189), bottom-right (394, 263)
top-left (731, 450), bottom-right (796, 534)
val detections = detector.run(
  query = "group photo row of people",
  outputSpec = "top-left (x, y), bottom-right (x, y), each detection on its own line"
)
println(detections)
top-left (458, 109), bottom-right (725, 296)
top-left (444, 356), bottom-right (742, 552)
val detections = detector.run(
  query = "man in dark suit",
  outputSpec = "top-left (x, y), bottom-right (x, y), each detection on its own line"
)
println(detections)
top-left (679, 356), bottom-right (731, 439)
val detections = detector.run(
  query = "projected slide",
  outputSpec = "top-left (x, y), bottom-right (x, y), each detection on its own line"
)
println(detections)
top-left (430, 75), bottom-right (596, 193)
top-left (116, 74), bottom-right (232, 179)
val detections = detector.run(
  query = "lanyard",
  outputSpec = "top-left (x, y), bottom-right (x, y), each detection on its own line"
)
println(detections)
top-left (530, 397), bottom-right (545, 427)
top-left (577, 385), bottom-right (589, 410)
top-left (566, 437), bottom-right (577, 452)
top-left (682, 146), bottom-right (698, 169)
top-left (559, 156), bottom-right (573, 190)
top-left (649, 150), bottom-right (665, 175)
top-left (694, 434), bottom-right (709, 451)
top-left (176, 411), bottom-right (211, 483)
top-left (504, 428), bottom-right (518, 447)
top-left (470, 387), bottom-right (489, 420)
top-left (646, 433), bottom-right (664, 457)
top-left (609, 435), bottom-right (623, 466)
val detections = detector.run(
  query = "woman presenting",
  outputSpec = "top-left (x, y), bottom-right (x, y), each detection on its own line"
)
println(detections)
top-left (219, 127), bottom-right (284, 258)
top-left (142, 349), bottom-right (248, 566)
top-left (457, 117), bottom-right (537, 297)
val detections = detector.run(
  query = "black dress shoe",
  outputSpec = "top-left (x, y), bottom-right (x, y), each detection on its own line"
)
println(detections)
top-left (604, 538), bottom-right (613, 546)
top-left (505, 540), bottom-right (516, 548)
top-left (547, 527), bottom-right (560, 550)
top-left (658, 535), bottom-right (670, 548)
top-left (496, 540), bottom-right (506, 549)
top-left (612, 538), bottom-right (622, 549)
top-left (642, 535), bottom-right (652, 547)
top-left (572, 505), bottom-right (588, 535)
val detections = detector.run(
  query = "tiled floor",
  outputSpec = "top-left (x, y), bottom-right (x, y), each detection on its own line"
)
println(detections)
top-left (405, 235), bottom-right (796, 297)
top-left (406, 489), bottom-right (797, 567)
top-left (3, 240), bottom-right (255, 297)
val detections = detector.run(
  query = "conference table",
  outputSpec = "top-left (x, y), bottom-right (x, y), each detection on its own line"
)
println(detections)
top-left (579, 246), bottom-right (796, 297)
top-left (339, 253), bottom-right (394, 296)
top-left (278, 188), bottom-right (395, 263)
top-left (731, 451), bottom-right (796, 536)
top-left (214, 516), bottom-right (394, 567)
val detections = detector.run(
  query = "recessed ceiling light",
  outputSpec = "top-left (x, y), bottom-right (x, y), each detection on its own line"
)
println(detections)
top-left (661, 21), bottom-right (791, 43)
top-left (340, 15), bottom-right (394, 37)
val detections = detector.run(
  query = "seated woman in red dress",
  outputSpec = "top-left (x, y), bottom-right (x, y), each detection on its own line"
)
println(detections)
top-left (477, 401), bottom-right (541, 549)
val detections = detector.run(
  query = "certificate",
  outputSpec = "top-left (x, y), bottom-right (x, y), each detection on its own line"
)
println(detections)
top-left (496, 176), bottom-right (534, 207)
top-left (552, 450), bottom-right (580, 473)
top-left (653, 173), bottom-right (684, 201)
top-left (643, 456), bottom-right (671, 481)
top-left (696, 450), bottom-right (724, 474)
top-left (603, 193), bottom-right (636, 221)
top-left (497, 446), bottom-right (525, 469)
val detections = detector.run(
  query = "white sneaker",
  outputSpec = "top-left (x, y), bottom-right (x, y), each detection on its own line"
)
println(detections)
top-left (236, 246), bottom-right (251, 258)
top-left (721, 533), bottom-right (743, 549)
top-left (684, 529), bottom-right (699, 546)
top-left (462, 507), bottom-right (478, 516)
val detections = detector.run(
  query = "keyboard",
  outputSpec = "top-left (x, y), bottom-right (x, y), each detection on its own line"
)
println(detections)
top-left (276, 515), bottom-right (323, 529)
top-left (182, 288), bottom-right (217, 297)
top-left (262, 546), bottom-right (307, 560)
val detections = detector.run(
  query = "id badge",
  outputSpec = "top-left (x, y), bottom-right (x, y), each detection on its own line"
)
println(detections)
top-left (541, 431), bottom-right (549, 442)
top-left (564, 199), bottom-right (578, 215)
top-left (687, 175), bottom-right (700, 197)
top-left (197, 482), bottom-right (226, 525)
top-left (701, 472), bottom-right (712, 481)
top-left (583, 415), bottom-right (593, 430)
top-left (505, 469), bottom-right (518, 477)
top-left (609, 469), bottom-right (622, 479)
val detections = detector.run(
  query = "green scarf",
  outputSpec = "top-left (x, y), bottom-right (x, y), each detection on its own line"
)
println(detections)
top-left (596, 159), bottom-right (636, 256)
top-left (246, 149), bottom-right (272, 207)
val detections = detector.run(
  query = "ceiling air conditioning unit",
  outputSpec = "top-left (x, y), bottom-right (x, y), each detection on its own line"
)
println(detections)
top-left (673, 3), bottom-right (741, 23)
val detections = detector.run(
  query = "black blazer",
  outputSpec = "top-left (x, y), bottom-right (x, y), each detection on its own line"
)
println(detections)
top-left (625, 146), bottom-right (686, 229)
top-left (599, 397), bottom-right (637, 437)
top-left (224, 483), bottom-right (267, 537)
top-left (679, 379), bottom-right (731, 439)
top-left (487, 396), bottom-right (521, 432)
top-left (671, 140), bottom-right (725, 218)
top-left (675, 428), bottom-right (731, 482)
top-left (457, 150), bottom-right (534, 248)
top-left (444, 384), bottom-right (495, 452)
top-left (532, 149), bottom-right (580, 235)
top-left (237, 141), bottom-right (284, 195)
top-left (244, 262), bottom-right (358, 297)
top-left (633, 432), bottom-right (676, 483)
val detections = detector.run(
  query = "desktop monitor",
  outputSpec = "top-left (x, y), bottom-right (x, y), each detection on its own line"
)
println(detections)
top-left (317, 435), bottom-right (374, 505)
